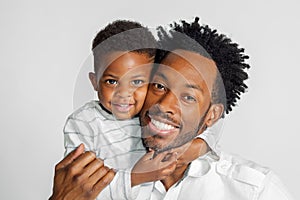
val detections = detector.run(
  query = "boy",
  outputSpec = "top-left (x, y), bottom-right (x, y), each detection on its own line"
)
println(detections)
top-left (64, 20), bottom-right (157, 170)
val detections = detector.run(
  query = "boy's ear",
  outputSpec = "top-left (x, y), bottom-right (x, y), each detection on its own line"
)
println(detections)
top-left (89, 72), bottom-right (98, 91)
top-left (205, 104), bottom-right (224, 127)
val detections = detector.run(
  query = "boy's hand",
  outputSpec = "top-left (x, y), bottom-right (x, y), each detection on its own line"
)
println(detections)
top-left (49, 144), bottom-right (115, 200)
top-left (175, 138), bottom-right (208, 167)
top-left (131, 150), bottom-right (178, 187)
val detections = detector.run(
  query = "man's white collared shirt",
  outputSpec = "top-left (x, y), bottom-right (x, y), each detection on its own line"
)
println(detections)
top-left (133, 151), bottom-right (294, 200)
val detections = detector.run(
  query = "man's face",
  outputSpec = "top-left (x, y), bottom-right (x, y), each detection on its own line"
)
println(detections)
top-left (140, 49), bottom-right (218, 152)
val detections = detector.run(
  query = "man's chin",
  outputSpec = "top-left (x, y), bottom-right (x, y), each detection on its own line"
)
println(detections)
top-left (143, 137), bottom-right (164, 151)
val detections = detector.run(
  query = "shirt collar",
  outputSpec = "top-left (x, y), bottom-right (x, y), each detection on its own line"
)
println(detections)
top-left (185, 151), bottom-right (219, 178)
top-left (93, 101), bottom-right (115, 120)
top-left (93, 101), bottom-right (141, 137)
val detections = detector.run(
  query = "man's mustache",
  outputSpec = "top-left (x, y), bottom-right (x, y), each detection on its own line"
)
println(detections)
top-left (147, 104), bottom-right (180, 125)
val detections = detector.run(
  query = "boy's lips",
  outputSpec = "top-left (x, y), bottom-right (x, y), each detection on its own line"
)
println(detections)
top-left (112, 103), bottom-right (134, 112)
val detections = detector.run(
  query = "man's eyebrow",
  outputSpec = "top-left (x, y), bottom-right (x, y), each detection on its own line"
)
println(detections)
top-left (155, 72), bottom-right (167, 80)
top-left (185, 83), bottom-right (204, 92)
top-left (155, 72), bottom-right (203, 92)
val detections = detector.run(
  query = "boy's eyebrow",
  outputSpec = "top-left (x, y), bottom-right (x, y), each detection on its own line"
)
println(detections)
top-left (102, 73), bottom-right (118, 78)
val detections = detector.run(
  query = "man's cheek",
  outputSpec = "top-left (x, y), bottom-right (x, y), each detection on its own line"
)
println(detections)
top-left (136, 88), bottom-right (148, 100)
top-left (144, 94), bottom-right (159, 107)
top-left (183, 110), bottom-right (200, 125)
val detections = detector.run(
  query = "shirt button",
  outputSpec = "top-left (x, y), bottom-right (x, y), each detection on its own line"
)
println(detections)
top-left (217, 160), bottom-right (231, 174)
top-left (221, 163), bottom-right (228, 169)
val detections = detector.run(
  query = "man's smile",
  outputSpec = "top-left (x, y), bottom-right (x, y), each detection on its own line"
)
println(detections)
top-left (147, 114), bottom-right (180, 137)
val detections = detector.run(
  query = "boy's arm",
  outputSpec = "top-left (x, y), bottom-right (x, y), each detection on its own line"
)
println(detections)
top-left (130, 138), bottom-right (208, 187)
top-left (96, 151), bottom-right (178, 200)
top-left (96, 139), bottom-right (206, 199)
top-left (176, 138), bottom-right (208, 167)
top-left (64, 116), bottom-right (95, 156)
top-left (131, 150), bottom-right (178, 186)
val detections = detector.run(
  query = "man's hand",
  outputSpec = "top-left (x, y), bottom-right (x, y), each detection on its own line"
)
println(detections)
top-left (49, 144), bottom-right (115, 200)
top-left (131, 150), bottom-right (177, 187)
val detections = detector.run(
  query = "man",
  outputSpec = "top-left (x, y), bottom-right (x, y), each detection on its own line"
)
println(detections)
top-left (131, 17), bottom-right (293, 199)
top-left (50, 18), bottom-right (293, 199)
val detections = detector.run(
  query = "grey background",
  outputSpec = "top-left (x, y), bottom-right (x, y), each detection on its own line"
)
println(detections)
top-left (0, 0), bottom-right (299, 199)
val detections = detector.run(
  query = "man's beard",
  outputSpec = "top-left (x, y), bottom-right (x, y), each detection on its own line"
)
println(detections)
top-left (141, 110), bottom-right (208, 154)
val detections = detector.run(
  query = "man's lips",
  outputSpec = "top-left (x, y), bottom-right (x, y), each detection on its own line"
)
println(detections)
top-left (147, 114), bottom-right (179, 136)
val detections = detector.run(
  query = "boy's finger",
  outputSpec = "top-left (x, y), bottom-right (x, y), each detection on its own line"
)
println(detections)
top-left (155, 152), bottom-right (178, 177)
top-left (55, 143), bottom-right (85, 170)
top-left (154, 150), bottom-right (173, 162)
top-left (160, 161), bottom-right (177, 177)
top-left (142, 150), bottom-right (155, 160)
top-left (163, 152), bottom-right (178, 162)
top-left (173, 142), bottom-right (191, 156)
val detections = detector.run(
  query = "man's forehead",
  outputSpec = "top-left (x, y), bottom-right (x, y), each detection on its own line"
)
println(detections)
top-left (160, 49), bottom-right (218, 89)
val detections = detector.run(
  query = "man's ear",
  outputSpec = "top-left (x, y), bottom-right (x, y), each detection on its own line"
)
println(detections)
top-left (89, 72), bottom-right (98, 91)
top-left (205, 104), bottom-right (224, 127)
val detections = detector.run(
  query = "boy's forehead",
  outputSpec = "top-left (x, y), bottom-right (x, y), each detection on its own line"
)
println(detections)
top-left (95, 51), bottom-right (153, 66)
top-left (96, 51), bottom-right (126, 67)
top-left (94, 51), bottom-right (153, 78)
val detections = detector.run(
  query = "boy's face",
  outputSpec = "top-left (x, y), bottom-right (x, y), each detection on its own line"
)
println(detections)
top-left (90, 52), bottom-right (153, 119)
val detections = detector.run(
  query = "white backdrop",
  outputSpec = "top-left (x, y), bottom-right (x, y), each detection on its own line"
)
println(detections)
top-left (0, 0), bottom-right (299, 199)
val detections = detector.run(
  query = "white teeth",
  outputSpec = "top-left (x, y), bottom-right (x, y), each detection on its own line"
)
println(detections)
top-left (151, 118), bottom-right (175, 130)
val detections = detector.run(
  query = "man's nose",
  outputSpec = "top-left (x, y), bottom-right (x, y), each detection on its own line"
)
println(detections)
top-left (158, 91), bottom-right (180, 115)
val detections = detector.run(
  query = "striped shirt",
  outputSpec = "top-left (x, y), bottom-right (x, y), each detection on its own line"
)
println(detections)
top-left (64, 100), bottom-right (146, 170)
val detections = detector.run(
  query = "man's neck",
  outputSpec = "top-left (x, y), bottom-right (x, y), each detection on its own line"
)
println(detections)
top-left (161, 164), bottom-right (189, 191)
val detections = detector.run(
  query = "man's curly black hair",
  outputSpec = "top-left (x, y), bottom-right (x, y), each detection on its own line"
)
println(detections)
top-left (156, 17), bottom-right (250, 114)
top-left (92, 20), bottom-right (156, 73)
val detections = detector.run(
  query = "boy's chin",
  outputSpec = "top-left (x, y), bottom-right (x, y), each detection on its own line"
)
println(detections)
top-left (113, 112), bottom-right (134, 120)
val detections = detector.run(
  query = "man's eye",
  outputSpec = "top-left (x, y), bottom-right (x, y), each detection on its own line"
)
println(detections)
top-left (152, 83), bottom-right (166, 91)
top-left (183, 95), bottom-right (197, 103)
top-left (105, 79), bottom-right (118, 85)
top-left (131, 80), bottom-right (144, 86)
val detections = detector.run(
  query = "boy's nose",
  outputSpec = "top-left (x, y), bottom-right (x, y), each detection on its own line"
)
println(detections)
top-left (115, 85), bottom-right (133, 98)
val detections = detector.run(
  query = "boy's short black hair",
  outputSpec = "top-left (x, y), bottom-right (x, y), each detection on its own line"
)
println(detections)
top-left (156, 17), bottom-right (250, 114)
top-left (92, 20), bottom-right (156, 73)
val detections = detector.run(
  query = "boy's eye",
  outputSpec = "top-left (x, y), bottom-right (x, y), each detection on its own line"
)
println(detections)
top-left (131, 80), bottom-right (144, 86)
top-left (105, 79), bottom-right (118, 85)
